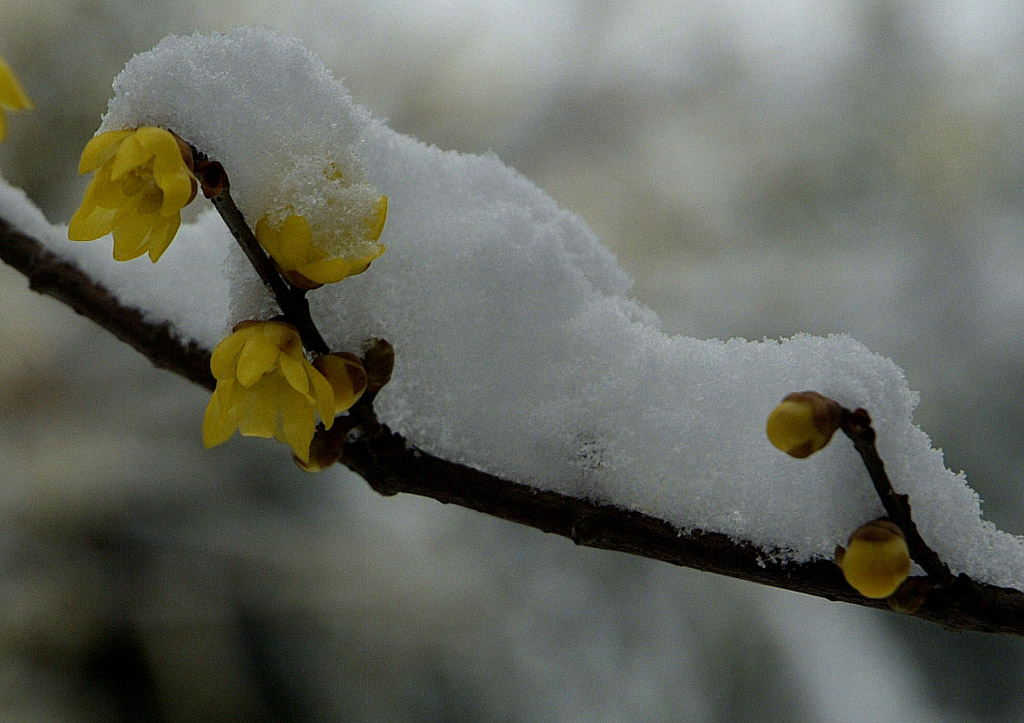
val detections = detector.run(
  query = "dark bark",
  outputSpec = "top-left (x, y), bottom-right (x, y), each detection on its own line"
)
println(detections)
top-left (4, 216), bottom-right (1024, 635)
top-left (0, 218), bottom-right (214, 390)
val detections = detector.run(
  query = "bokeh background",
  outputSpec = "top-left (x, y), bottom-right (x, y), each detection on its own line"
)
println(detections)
top-left (2, 0), bottom-right (1024, 720)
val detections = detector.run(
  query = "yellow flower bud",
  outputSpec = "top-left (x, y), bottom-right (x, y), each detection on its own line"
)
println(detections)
top-left (766, 390), bottom-right (843, 458)
top-left (253, 160), bottom-right (387, 287)
top-left (313, 352), bottom-right (367, 415)
top-left (835, 519), bottom-right (912, 599)
top-left (0, 54), bottom-right (32, 141)
top-left (68, 127), bottom-right (197, 262)
top-left (255, 202), bottom-right (386, 289)
top-left (202, 320), bottom-right (336, 463)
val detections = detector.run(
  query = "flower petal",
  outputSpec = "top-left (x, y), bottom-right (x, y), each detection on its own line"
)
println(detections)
top-left (135, 126), bottom-right (180, 158)
top-left (109, 133), bottom-right (152, 180)
top-left (254, 217), bottom-right (281, 258)
top-left (278, 351), bottom-right (310, 397)
top-left (67, 203), bottom-right (116, 241)
top-left (299, 248), bottom-right (382, 284)
top-left (210, 329), bottom-right (251, 379)
top-left (92, 174), bottom-right (131, 209)
top-left (279, 389), bottom-right (316, 462)
top-left (236, 333), bottom-right (280, 387)
top-left (262, 321), bottom-right (301, 352)
top-left (135, 186), bottom-right (163, 216)
top-left (0, 56), bottom-right (33, 112)
top-left (78, 130), bottom-right (132, 174)
top-left (365, 195), bottom-right (388, 241)
top-left (158, 171), bottom-right (196, 215)
top-left (202, 387), bottom-right (239, 448)
top-left (307, 363), bottom-right (336, 424)
top-left (237, 383), bottom-right (281, 438)
top-left (277, 214), bottom-right (318, 269)
top-left (314, 354), bottom-right (364, 415)
top-left (110, 205), bottom-right (155, 261)
top-left (146, 215), bottom-right (181, 262)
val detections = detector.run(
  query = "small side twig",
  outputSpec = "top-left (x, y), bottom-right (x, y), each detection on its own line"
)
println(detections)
top-left (194, 156), bottom-right (329, 356)
top-left (840, 407), bottom-right (955, 587)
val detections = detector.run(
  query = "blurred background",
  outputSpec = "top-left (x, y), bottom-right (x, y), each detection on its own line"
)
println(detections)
top-left (2, 0), bottom-right (1024, 720)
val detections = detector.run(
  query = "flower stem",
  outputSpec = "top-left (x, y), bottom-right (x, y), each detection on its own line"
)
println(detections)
top-left (840, 407), bottom-right (955, 587)
top-left (195, 157), bottom-right (330, 356)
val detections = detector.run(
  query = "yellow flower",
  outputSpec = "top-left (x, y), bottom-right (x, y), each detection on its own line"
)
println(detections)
top-left (202, 321), bottom-right (364, 464)
top-left (0, 54), bottom-right (32, 141)
top-left (835, 519), bottom-right (912, 599)
top-left (312, 352), bottom-right (368, 414)
top-left (766, 390), bottom-right (843, 458)
top-left (68, 127), bottom-right (197, 262)
top-left (255, 200), bottom-right (387, 289)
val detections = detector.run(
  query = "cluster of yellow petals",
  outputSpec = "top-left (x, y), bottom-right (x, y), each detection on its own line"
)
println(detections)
top-left (255, 197), bottom-right (387, 288)
top-left (63, 118), bottom-right (388, 465)
top-left (835, 519), bottom-right (912, 599)
top-left (68, 127), bottom-right (197, 262)
top-left (0, 55), bottom-right (33, 141)
top-left (202, 321), bottom-right (365, 463)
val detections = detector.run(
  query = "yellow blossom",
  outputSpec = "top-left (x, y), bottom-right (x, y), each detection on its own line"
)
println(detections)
top-left (255, 199), bottom-right (386, 288)
top-left (313, 352), bottom-right (367, 414)
top-left (0, 54), bottom-right (33, 141)
top-left (766, 390), bottom-right (843, 458)
top-left (202, 321), bottom-right (364, 464)
top-left (68, 127), bottom-right (197, 262)
top-left (835, 519), bottom-right (912, 599)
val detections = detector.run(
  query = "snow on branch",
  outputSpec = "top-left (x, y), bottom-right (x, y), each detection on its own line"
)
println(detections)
top-left (4, 26), bottom-right (1024, 635)
top-left (4, 217), bottom-right (1024, 635)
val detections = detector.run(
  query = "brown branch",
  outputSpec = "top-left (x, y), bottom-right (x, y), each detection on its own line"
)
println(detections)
top-left (4, 217), bottom-right (1024, 635)
top-left (0, 217), bottom-right (214, 390)
top-left (841, 407), bottom-right (956, 587)
top-left (194, 157), bottom-right (329, 355)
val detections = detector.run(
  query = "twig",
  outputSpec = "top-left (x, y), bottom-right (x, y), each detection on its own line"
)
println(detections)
top-left (840, 407), bottom-right (956, 587)
top-left (193, 157), bottom-right (329, 356)
top-left (0, 218), bottom-right (214, 389)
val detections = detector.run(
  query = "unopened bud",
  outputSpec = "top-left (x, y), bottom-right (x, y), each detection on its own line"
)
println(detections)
top-left (835, 519), bottom-right (912, 599)
top-left (766, 391), bottom-right (843, 458)
top-left (314, 352), bottom-right (367, 414)
top-left (196, 158), bottom-right (229, 199)
top-left (887, 576), bottom-right (930, 614)
top-left (361, 337), bottom-right (394, 392)
top-left (293, 423), bottom-right (345, 473)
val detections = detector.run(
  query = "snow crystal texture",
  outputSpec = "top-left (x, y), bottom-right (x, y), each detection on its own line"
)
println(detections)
top-left (6, 27), bottom-right (1024, 590)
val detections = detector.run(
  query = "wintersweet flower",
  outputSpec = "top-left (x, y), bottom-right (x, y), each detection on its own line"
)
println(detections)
top-left (835, 519), bottom-right (912, 599)
top-left (255, 199), bottom-right (387, 288)
top-left (68, 127), bottom-right (197, 262)
top-left (202, 321), bottom-right (364, 464)
top-left (766, 390), bottom-right (843, 458)
top-left (0, 54), bottom-right (33, 141)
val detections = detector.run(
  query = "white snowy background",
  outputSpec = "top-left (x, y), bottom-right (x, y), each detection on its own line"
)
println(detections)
top-left (2, 1), bottom-right (1024, 721)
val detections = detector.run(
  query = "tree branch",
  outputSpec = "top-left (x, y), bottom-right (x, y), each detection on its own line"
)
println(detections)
top-left (840, 406), bottom-right (956, 587)
top-left (4, 216), bottom-right (1024, 635)
top-left (194, 158), bottom-right (330, 356)
top-left (0, 218), bottom-right (214, 390)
